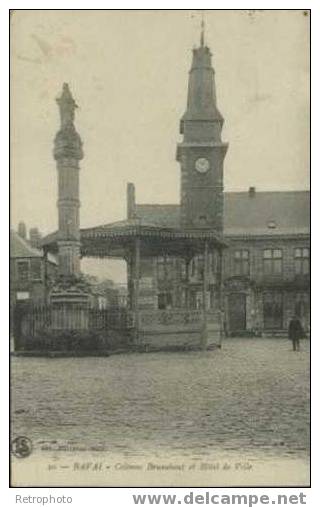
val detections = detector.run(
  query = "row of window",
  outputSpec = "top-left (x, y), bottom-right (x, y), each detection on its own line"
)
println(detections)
top-left (228, 291), bottom-right (309, 330)
top-left (156, 247), bottom-right (310, 282)
top-left (233, 247), bottom-right (309, 276)
top-left (16, 247), bottom-right (310, 283)
top-left (263, 292), bottom-right (309, 329)
top-left (157, 254), bottom-right (220, 282)
top-left (16, 259), bottom-right (42, 282)
top-left (157, 289), bottom-right (309, 325)
top-left (157, 289), bottom-right (213, 310)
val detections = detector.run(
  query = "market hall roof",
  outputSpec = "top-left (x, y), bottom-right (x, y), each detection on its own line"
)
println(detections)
top-left (40, 217), bottom-right (226, 259)
top-left (80, 218), bottom-right (227, 258)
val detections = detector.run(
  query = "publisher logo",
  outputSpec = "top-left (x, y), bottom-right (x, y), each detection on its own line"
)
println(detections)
top-left (11, 436), bottom-right (33, 458)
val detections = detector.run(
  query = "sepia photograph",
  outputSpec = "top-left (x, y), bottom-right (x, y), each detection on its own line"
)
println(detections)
top-left (10, 9), bottom-right (310, 487)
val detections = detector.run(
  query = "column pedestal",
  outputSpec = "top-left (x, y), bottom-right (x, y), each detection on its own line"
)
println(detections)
top-left (50, 278), bottom-right (90, 331)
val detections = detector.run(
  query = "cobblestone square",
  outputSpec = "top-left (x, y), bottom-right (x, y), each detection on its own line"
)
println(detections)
top-left (11, 338), bottom-right (310, 462)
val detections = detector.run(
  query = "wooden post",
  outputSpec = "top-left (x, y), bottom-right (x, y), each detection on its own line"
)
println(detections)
top-left (217, 248), bottom-right (223, 347)
top-left (43, 247), bottom-right (49, 305)
top-left (201, 241), bottom-right (209, 349)
top-left (124, 253), bottom-right (133, 310)
top-left (134, 237), bottom-right (141, 341)
top-left (185, 257), bottom-right (190, 309)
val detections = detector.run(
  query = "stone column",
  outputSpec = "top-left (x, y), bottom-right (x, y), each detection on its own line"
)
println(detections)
top-left (50, 83), bottom-right (89, 333)
top-left (54, 83), bottom-right (83, 279)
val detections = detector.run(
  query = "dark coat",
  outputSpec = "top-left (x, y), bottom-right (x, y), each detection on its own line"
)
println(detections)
top-left (288, 318), bottom-right (304, 340)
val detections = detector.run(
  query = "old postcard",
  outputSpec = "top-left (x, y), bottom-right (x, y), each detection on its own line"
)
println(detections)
top-left (10, 9), bottom-right (310, 487)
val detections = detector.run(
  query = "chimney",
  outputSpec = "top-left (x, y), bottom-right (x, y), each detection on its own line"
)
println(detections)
top-left (18, 221), bottom-right (27, 240)
top-left (29, 227), bottom-right (42, 248)
top-left (249, 186), bottom-right (256, 197)
top-left (127, 182), bottom-right (136, 219)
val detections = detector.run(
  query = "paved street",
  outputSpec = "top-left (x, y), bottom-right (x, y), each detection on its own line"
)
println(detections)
top-left (11, 338), bottom-right (310, 464)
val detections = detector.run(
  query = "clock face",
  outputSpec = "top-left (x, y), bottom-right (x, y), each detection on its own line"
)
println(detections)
top-left (195, 157), bottom-right (210, 173)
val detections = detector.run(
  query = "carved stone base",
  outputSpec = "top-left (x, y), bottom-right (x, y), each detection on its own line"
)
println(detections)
top-left (50, 276), bottom-right (90, 330)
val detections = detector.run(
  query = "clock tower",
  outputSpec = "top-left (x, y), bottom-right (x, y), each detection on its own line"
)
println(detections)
top-left (176, 23), bottom-right (228, 232)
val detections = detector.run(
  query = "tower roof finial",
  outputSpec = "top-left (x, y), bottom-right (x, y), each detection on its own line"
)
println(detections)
top-left (200, 13), bottom-right (205, 47)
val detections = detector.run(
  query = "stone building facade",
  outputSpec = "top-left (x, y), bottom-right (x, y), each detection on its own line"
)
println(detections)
top-left (217, 191), bottom-right (310, 335)
top-left (126, 188), bottom-right (310, 336)
top-left (10, 226), bottom-right (58, 306)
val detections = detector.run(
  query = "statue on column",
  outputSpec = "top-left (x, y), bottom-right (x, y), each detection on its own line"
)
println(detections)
top-left (50, 83), bottom-right (90, 327)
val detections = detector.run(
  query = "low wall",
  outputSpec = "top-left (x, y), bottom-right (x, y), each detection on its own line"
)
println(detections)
top-left (137, 309), bottom-right (222, 351)
top-left (12, 304), bottom-right (131, 352)
top-left (13, 305), bottom-right (222, 353)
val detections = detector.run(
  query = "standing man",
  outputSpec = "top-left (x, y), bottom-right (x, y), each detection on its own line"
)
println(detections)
top-left (288, 314), bottom-right (304, 351)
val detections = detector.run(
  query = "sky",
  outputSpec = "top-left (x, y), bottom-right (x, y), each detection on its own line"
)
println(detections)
top-left (10, 10), bottom-right (310, 282)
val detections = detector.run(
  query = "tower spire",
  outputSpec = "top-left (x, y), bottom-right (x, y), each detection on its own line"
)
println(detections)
top-left (176, 28), bottom-right (228, 232)
top-left (179, 22), bottom-right (222, 124)
top-left (200, 15), bottom-right (205, 47)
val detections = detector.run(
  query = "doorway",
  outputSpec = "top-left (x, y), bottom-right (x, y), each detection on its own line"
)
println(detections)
top-left (228, 293), bottom-right (246, 332)
top-left (263, 292), bottom-right (283, 329)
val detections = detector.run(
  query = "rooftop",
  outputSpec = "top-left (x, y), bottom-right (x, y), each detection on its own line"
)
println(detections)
top-left (10, 230), bottom-right (58, 264)
top-left (135, 191), bottom-right (310, 237)
top-left (40, 190), bottom-right (310, 258)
